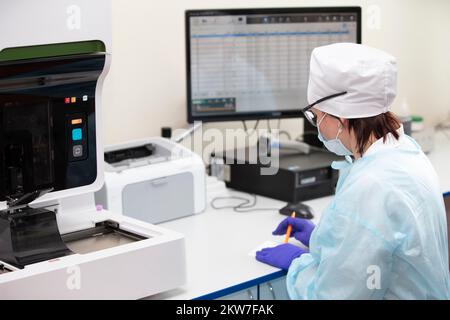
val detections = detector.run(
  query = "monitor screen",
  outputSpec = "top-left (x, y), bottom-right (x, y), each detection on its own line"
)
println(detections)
top-left (186, 7), bottom-right (361, 123)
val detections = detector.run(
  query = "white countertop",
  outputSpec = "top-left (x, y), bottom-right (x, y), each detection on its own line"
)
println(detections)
top-left (147, 182), bottom-right (332, 300)
top-left (147, 131), bottom-right (450, 300)
top-left (426, 131), bottom-right (450, 193)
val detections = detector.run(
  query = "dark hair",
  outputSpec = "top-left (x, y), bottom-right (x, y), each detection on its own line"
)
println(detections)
top-left (347, 111), bottom-right (401, 156)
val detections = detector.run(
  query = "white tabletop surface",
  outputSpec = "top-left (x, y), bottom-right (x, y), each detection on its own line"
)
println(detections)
top-left (147, 131), bottom-right (450, 300)
top-left (426, 131), bottom-right (450, 193)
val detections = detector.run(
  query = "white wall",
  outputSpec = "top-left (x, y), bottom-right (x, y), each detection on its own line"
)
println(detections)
top-left (102, 0), bottom-right (450, 146)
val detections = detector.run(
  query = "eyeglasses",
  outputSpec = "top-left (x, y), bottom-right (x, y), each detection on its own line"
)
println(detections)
top-left (301, 91), bottom-right (347, 127)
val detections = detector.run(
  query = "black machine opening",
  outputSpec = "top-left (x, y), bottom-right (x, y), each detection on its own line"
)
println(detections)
top-left (0, 54), bottom-right (105, 201)
top-left (2, 97), bottom-right (54, 198)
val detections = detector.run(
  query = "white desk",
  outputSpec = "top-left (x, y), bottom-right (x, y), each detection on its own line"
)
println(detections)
top-left (426, 131), bottom-right (450, 194)
top-left (148, 132), bottom-right (450, 300)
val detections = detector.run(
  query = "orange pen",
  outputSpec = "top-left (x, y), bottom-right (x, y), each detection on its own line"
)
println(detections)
top-left (284, 211), bottom-right (296, 243)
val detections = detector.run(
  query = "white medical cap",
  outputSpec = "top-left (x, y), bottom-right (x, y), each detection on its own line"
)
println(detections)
top-left (307, 43), bottom-right (397, 119)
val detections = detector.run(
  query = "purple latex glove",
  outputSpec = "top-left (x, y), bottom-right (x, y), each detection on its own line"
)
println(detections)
top-left (256, 243), bottom-right (307, 271)
top-left (272, 217), bottom-right (315, 247)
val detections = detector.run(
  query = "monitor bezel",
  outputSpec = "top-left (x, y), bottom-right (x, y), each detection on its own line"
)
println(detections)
top-left (185, 7), bottom-right (362, 123)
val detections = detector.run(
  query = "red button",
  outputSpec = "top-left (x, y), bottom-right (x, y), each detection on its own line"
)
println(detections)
top-left (65, 98), bottom-right (70, 104)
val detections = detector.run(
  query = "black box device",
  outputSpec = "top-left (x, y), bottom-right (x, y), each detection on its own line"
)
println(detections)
top-left (210, 147), bottom-right (340, 202)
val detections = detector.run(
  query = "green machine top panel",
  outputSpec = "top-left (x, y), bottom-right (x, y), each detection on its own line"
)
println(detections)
top-left (0, 40), bottom-right (106, 62)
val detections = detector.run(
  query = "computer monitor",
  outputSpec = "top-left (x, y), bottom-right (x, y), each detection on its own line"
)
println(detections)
top-left (186, 7), bottom-right (361, 123)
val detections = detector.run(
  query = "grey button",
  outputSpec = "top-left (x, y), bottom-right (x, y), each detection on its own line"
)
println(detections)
top-left (73, 145), bottom-right (83, 157)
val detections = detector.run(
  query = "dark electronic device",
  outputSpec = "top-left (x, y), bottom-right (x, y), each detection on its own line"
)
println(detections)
top-left (279, 202), bottom-right (314, 220)
top-left (210, 147), bottom-right (340, 203)
top-left (0, 53), bottom-right (106, 268)
top-left (161, 127), bottom-right (172, 139)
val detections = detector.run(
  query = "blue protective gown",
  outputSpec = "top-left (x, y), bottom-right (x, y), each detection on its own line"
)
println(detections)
top-left (287, 131), bottom-right (450, 299)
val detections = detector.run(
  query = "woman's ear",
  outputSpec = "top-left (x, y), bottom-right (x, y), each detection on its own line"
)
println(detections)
top-left (340, 118), bottom-right (349, 129)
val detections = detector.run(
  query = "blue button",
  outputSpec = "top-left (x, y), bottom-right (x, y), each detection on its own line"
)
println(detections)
top-left (72, 128), bottom-right (82, 141)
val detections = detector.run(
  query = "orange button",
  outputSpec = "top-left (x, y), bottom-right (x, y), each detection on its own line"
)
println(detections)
top-left (71, 97), bottom-right (76, 103)
top-left (71, 118), bottom-right (83, 125)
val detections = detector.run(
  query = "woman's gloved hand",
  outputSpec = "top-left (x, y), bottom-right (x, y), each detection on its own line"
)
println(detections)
top-left (256, 243), bottom-right (307, 271)
top-left (272, 217), bottom-right (315, 247)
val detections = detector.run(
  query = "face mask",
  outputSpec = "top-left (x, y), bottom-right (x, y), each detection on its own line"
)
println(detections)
top-left (317, 114), bottom-right (353, 156)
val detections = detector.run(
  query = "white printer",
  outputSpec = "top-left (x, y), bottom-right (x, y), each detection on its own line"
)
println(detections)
top-left (95, 137), bottom-right (206, 224)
